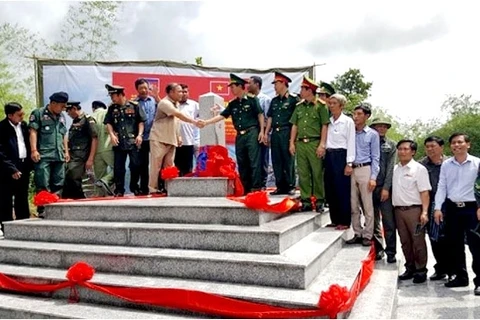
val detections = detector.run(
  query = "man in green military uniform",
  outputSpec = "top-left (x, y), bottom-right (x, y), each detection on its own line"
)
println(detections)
top-left (264, 71), bottom-right (299, 195)
top-left (29, 92), bottom-right (70, 216)
top-left (90, 101), bottom-right (114, 196)
top-left (317, 82), bottom-right (336, 105)
top-left (202, 73), bottom-right (265, 194)
top-left (289, 76), bottom-right (329, 212)
top-left (62, 101), bottom-right (98, 199)
top-left (370, 117), bottom-right (398, 263)
top-left (104, 84), bottom-right (147, 197)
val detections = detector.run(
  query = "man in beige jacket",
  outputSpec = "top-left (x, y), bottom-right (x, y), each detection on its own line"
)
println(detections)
top-left (149, 83), bottom-right (199, 193)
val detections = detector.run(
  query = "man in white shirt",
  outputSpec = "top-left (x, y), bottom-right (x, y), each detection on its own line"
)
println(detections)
top-left (434, 132), bottom-right (480, 295)
top-left (392, 139), bottom-right (431, 284)
top-left (0, 102), bottom-right (33, 231)
top-left (324, 93), bottom-right (356, 230)
top-left (174, 84), bottom-right (199, 176)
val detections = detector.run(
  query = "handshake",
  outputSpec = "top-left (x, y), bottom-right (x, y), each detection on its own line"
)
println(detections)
top-left (193, 119), bottom-right (207, 128)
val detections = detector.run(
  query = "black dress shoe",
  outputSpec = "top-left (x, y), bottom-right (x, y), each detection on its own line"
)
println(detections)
top-left (315, 203), bottom-right (324, 213)
top-left (346, 235), bottom-right (363, 245)
top-left (430, 272), bottom-right (447, 281)
top-left (413, 273), bottom-right (427, 284)
top-left (300, 204), bottom-right (313, 212)
top-left (114, 193), bottom-right (124, 197)
top-left (445, 276), bottom-right (469, 288)
top-left (399, 270), bottom-right (415, 280)
top-left (474, 286), bottom-right (480, 296)
top-left (375, 251), bottom-right (385, 261)
top-left (362, 238), bottom-right (372, 247)
top-left (269, 189), bottom-right (284, 195)
top-left (387, 255), bottom-right (397, 264)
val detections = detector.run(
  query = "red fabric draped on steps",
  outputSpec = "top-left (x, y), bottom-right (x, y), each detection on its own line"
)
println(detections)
top-left (0, 245), bottom-right (375, 319)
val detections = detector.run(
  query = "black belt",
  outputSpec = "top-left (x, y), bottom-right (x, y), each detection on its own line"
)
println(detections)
top-left (395, 205), bottom-right (421, 211)
top-left (237, 126), bottom-right (258, 135)
top-left (446, 199), bottom-right (476, 208)
top-left (353, 162), bottom-right (371, 168)
top-left (297, 137), bottom-right (320, 143)
top-left (326, 148), bottom-right (346, 153)
top-left (272, 125), bottom-right (291, 132)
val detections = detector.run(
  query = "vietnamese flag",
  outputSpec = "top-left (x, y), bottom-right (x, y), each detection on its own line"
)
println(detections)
top-left (210, 80), bottom-right (230, 96)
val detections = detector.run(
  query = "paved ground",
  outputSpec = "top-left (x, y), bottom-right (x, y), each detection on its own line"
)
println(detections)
top-left (394, 242), bottom-right (479, 319)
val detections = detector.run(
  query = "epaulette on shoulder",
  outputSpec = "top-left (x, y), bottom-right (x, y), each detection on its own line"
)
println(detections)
top-left (128, 100), bottom-right (139, 106)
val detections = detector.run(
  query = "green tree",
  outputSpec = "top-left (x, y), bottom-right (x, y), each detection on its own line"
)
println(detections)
top-left (332, 68), bottom-right (373, 112)
top-left (195, 56), bottom-right (203, 66)
top-left (51, 1), bottom-right (123, 60)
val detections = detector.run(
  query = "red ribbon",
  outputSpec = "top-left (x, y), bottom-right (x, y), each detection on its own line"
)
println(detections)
top-left (33, 191), bottom-right (60, 206)
top-left (229, 191), bottom-right (300, 214)
top-left (0, 245), bottom-right (375, 318)
top-left (161, 166), bottom-right (180, 180)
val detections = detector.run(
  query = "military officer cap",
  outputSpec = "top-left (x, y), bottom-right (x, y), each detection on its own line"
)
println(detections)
top-left (66, 101), bottom-right (81, 110)
top-left (370, 117), bottom-right (392, 129)
top-left (317, 82), bottom-right (336, 96)
top-left (105, 84), bottom-right (125, 94)
top-left (49, 91), bottom-right (69, 103)
top-left (92, 100), bottom-right (107, 109)
top-left (300, 75), bottom-right (319, 92)
top-left (228, 73), bottom-right (247, 86)
top-left (271, 71), bottom-right (292, 84)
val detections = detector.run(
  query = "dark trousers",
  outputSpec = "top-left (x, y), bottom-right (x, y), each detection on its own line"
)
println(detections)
top-left (63, 160), bottom-right (86, 200)
top-left (113, 148), bottom-right (141, 195)
top-left (260, 143), bottom-right (269, 189)
top-left (445, 200), bottom-right (480, 286)
top-left (271, 129), bottom-right (295, 192)
top-left (373, 186), bottom-right (397, 256)
top-left (427, 202), bottom-right (451, 275)
top-left (324, 149), bottom-right (351, 226)
top-left (175, 145), bottom-right (194, 177)
top-left (235, 128), bottom-right (261, 194)
top-left (138, 140), bottom-right (150, 194)
top-left (0, 161), bottom-right (31, 230)
top-left (395, 206), bottom-right (428, 274)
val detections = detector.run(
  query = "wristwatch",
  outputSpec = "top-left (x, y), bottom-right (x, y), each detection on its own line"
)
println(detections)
top-left (347, 162), bottom-right (353, 167)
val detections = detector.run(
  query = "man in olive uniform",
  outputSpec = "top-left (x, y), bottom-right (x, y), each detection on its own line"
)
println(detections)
top-left (91, 101), bottom-right (114, 196)
top-left (63, 101), bottom-right (98, 199)
top-left (203, 73), bottom-right (265, 194)
top-left (104, 84), bottom-right (147, 197)
top-left (370, 118), bottom-right (398, 263)
top-left (264, 71), bottom-right (299, 195)
top-left (289, 76), bottom-right (329, 212)
top-left (317, 82), bottom-right (335, 105)
top-left (29, 92), bottom-right (69, 215)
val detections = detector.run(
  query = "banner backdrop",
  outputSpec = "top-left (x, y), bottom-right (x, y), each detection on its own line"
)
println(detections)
top-left (35, 59), bottom-right (314, 188)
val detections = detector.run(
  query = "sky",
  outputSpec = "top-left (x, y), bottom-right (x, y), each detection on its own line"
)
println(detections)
top-left (1, 0), bottom-right (479, 124)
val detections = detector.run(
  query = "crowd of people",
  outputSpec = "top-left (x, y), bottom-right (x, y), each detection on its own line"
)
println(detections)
top-left (0, 72), bottom-right (479, 296)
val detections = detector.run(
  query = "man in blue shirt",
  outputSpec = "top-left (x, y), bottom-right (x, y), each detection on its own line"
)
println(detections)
top-left (434, 132), bottom-right (480, 296)
top-left (134, 78), bottom-right (158, 195)
top-left (346, 103), bottom-right (380, 247)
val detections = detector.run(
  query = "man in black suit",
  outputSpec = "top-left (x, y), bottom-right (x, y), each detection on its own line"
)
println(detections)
top-left (0, 102), bottom-right (33, 231)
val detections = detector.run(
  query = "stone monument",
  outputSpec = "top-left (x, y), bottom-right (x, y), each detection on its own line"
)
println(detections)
top-left (198, 92), bottom-right (225, 146)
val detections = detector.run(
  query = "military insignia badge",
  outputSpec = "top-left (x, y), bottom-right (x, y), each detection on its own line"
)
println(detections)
top-left (29, 114), bottom-right (35, 122)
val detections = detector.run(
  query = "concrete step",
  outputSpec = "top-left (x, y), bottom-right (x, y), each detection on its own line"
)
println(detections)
top-left (0, 245), bottom-right (370, 314)
top-left (348, 260), bottom-right (399, 319)
top-left (165, 177), bottom-right (233, 197)
top-left (0, 292), bottom-right (195, 319)
top-left (3, 212), bottom-right (323, 254)
top-left (45, 197), bottom-right (285, 226)
top-left (0, 228), bottom-right (345, 290)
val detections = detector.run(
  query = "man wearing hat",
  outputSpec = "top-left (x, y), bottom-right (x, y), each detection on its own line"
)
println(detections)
top-left (29, 92), bottom-right (70, 216)
top-left (104, 84), bottom-right (147, 197)
top-left (91, 101), bottom-right (114, 196)
top-left (63, 101), bottom-right (98, 199)
top-left (370, 117), bottom-right (398, 263)
top-left (203, 73), bottom-right (265, 194)
top-left (317, 82), bottom-right (336, 105)
top-left (289, 75), bottom-right (330, 212)
top-left (264, 71), bottom-right (299, 195)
